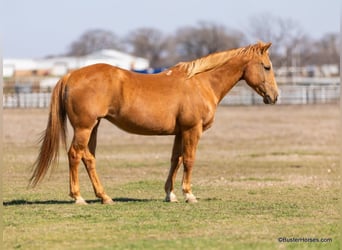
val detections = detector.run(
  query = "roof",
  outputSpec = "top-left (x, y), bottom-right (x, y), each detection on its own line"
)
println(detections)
top-left (3, 49), bottom-right (150, 77)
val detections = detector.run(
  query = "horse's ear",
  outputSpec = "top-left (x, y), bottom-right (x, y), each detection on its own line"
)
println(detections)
top-left (261, 42), bottom-right (272, 54)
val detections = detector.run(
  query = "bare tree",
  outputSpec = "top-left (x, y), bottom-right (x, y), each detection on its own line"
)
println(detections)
top-left (292, 35), bottom-right (315, 67)
top-left (248, 13), bottom-right (304, 67)
top-left (311, 33), bottom-right (340, 65)
top-left (174, 21), bottom-right (245, 62)
top-left (63, 19), bottom-right (339, 74)
top-left (67, 29), bottom-right (124, 56)
top-left (127, 28), bottom-right (169, 68)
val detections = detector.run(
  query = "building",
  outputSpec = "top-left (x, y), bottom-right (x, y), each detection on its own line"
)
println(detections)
top-left (3, 49), bottom-right (150, 78)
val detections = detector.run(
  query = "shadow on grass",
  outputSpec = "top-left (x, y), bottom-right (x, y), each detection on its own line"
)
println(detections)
top-left (3, 197), bottom-right (156, 206)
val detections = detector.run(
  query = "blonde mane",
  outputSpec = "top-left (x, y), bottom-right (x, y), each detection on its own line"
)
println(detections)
top-left (177, 42), bottom-right (266, 78)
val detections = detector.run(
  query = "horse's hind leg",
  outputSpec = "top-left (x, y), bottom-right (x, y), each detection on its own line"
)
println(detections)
top-left (83, 121), bottom-right (113, 204)
top-left (68, 129), bottom-right (89, 205)
top-left (69, 124), bottom-right (112, 204)
top-left (88, 120), bottom-right (99, 157)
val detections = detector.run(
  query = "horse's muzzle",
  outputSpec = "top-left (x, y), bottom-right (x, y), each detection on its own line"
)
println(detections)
top-left (263, 94), bottom-right (278, 104)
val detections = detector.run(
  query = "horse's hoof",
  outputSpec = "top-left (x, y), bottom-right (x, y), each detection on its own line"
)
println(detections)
top-left (102, 198), bottom-right (114, 205)
top-left (75, 198), bottom-right (88, 205)
top-left (186, 198), bottom-right (198, 203)
top-left (165, 197), bottom-right (179, 202)
top-left (185, 193), bottom-right (198, 203)
top-left (165, 192), bottom-right (178, 202)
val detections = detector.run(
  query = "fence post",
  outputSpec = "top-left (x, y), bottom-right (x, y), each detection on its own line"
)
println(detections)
top-left (321, 86), bottom-right (326, 104)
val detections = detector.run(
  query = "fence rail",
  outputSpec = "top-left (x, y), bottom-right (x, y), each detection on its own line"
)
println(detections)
top-left (3, 84), bottom-right (340, 108)
top-left (221, 84), bottom-right (340, 105)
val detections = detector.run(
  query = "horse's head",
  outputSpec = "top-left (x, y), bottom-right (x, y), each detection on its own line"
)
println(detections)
top-left (243, 42), bottom-right (279, 104)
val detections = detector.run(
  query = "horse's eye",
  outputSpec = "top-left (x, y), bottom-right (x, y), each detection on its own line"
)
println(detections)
top-left (263, 64), bottom-right (271, 71)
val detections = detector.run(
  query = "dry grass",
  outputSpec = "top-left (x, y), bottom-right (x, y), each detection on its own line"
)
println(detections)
top-left (3, 104), bottom-right (340, 249)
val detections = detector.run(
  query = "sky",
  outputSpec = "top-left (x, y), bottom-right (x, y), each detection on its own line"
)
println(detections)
top-left (1, 0), bottom-right (340, 58)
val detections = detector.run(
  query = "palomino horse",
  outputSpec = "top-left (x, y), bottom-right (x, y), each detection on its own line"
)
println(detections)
top-left (30, 41), bottom-right (278, 204)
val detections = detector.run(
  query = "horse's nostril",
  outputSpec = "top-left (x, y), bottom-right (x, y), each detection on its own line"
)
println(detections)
top-left (263, 95), bottom-right (272, 104)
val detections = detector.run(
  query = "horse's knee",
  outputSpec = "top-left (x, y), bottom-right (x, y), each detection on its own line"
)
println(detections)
top-left (183, 158), bottom-right (195, 170)
top-left (68, 147), bottom-right (76, 159)
top-left (68, 147), bottom-right (81, 165)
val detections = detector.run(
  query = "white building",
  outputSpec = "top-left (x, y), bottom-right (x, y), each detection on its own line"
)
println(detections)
top-left (3, 49), bottom-right (150, 78)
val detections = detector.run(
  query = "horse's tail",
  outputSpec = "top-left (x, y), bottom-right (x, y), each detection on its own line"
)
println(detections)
top-left (29, 75), bottom-right (69, 187)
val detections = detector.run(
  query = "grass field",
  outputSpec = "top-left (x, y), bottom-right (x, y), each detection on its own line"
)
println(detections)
top-left (3, 104), bottom-right (340, 249)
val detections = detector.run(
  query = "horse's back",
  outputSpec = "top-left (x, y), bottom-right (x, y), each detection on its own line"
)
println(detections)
top-left (62, 63), bottom-right (216, 134)
top-left (63, 64), bottom-right (182, 133)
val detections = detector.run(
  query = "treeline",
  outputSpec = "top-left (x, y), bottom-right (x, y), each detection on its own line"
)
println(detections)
top-left (64, 13), bottom-right (339, 69)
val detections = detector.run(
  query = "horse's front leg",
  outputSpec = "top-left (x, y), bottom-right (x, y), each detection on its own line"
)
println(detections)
top-left (165, 133), bottom-right (183, 202)
top-left (181, 125), bottom-right (202, 203)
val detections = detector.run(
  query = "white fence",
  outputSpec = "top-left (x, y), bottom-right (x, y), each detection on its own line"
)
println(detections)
top-left (221, 84), bottom-right (340, 105)
top-left (3, 84), bottom-right (340, 108)
top-left (3, 92), bottom-right (51, 108)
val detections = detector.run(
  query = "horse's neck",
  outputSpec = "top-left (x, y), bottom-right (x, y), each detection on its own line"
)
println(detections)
top-left (208, 58), bottom-right (246, 103)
